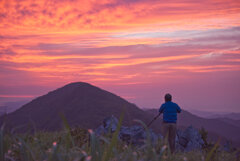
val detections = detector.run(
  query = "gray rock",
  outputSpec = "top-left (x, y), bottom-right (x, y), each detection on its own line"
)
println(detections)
top-left (223, 140), bottom-right (233, 152)
top-left (176, 126), bottom-right (204, 152)
top-left (95, 115), bottom-right (161, 146)
top-left (95, 116), bottom-right (204, 151)
top-left (119, 125), bottom-right (146, 145)
top-left (95, 115), bottom-right (118, 135)
top-left (120, 125), bottom-right (159, 145)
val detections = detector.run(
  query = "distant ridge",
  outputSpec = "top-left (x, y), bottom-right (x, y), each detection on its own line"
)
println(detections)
top-left (0, 82), bottom-right (159, 132)
top-left (207, 113), bottom-right (240, 120)
top-left (146, 109), bottom-right (240, 147)
top-left (188, 109), bottom-right (240, 120)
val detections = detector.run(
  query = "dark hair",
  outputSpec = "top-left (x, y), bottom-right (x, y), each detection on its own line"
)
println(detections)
top-left (165, 93), bottom-right (172, 102)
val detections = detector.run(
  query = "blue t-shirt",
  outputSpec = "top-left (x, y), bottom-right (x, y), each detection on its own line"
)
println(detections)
top-left (159, 101), bottom-right (181, 123)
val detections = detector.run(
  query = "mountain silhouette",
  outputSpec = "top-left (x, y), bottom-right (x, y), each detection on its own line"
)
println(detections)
top-left (0, 82), bottom-right (160, 132)
top-left (1, 82), bottom-right (239, 147)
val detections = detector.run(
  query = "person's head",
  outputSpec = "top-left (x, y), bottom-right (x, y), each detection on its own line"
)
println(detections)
top-left (164, 93), bottom-right (172, 102)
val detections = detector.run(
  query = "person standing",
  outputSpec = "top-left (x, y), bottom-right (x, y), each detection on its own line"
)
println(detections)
top-left (159, 93), bottom-right (181, 153)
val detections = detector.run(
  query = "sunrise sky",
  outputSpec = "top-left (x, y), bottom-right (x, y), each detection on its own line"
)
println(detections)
top-left (0, 0), bottom-right (240, 112)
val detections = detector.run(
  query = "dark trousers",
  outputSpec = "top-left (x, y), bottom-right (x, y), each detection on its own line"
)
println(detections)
top-left (163, 122), bottom-right (177, 153)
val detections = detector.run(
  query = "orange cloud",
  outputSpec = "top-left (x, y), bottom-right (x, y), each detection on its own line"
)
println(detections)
top-left (1, 0), bottom-right (240, 36)
top-left (1, 53), bottom-right (130, 63)
top-left (93, 54), bottom-right (199, 69)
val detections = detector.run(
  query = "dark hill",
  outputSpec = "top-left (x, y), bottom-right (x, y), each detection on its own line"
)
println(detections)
top-left (0, 82), bottom-right (160, 132)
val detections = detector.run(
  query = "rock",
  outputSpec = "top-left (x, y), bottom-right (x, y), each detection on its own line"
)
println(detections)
top-left (95, 116), bottom-right (204, 151)
top-left (95, 115), bottom-right (118, 135)
top-left (95, 115), bottom-right (161, 146)
top-left (176, 126), bottom-right (204, 152)
top-left (119, 125), bottom-right (145, 145)
top-left (103, 115), bottom-right (119, 132)
top-left (119, 125), bottom-right (159, 145)
top-left (223, 140), bottom-right (233, 152)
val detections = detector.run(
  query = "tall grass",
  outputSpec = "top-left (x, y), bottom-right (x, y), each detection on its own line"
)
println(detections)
top-left (0, 118), bottom-right (239, 161)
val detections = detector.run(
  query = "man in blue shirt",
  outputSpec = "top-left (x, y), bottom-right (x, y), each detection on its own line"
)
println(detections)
top-left (159, 93), bottom-right (181, 153)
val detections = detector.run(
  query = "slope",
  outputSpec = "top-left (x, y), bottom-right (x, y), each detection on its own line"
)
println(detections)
top-left (0, 82), bottom-right (160, 132)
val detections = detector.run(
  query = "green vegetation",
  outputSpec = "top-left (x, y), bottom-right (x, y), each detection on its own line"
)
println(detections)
top-left (199, 127), bottom-right (216, 151)
top-left (1, 122), bottom-right (239, 161)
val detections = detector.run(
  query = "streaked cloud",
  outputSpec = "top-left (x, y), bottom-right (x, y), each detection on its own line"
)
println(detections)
top-left (0, 0), bottom-right (240, 111)
top-left (170, 65), bottom-right (240, 73)
top-left (0, 95), bottom-right (35, 98)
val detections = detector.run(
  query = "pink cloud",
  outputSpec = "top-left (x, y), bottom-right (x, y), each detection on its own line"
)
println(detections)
top-left (0, 0), bottom-right (240, 112)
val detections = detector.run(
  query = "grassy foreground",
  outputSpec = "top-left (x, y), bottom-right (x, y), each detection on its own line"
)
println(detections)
top-left (0, 119), bottom-right (239, 161)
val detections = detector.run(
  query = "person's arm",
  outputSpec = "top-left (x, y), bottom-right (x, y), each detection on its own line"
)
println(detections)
top-left (176, 104), bottom-right (182, 113)
top-left (159, 104), bottom-right (164, 114)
